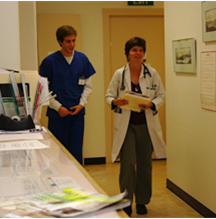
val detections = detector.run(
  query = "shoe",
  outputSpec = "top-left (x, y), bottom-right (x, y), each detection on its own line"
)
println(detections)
top-left (123, 205), bottom-right (132, 217)
top-left (136, 204), bottom-right (147, 214)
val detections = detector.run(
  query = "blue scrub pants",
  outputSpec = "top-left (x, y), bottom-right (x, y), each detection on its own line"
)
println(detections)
top-left (119, 123), bottom-right (153, 205)
top-left (48, 113), bottom-right (84, 165)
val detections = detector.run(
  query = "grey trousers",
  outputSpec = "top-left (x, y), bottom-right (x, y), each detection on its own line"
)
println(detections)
top-left (119, 123), bottom-right (153, 205)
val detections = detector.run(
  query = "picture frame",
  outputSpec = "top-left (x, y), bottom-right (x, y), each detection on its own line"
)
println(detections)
top-left (172, 38), bottom-right (196, 73)
top-left (202, 1), bottom-right (216, 42)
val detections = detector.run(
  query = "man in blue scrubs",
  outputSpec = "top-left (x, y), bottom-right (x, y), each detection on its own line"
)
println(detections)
top-left (39, 25), bottom-right (96, 165)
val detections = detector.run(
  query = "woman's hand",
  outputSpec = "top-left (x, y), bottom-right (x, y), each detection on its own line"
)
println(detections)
top-left (113, 98), bottom-right (129, 106)
top-left (139, 102), bottom-right (153, 110)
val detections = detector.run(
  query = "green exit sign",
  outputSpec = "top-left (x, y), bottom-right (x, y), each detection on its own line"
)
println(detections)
top-left (128, 1), bottom-right (154, 6)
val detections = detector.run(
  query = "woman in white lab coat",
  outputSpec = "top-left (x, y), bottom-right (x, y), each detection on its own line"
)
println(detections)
top-left (105, 37), bottom-right (166, 216)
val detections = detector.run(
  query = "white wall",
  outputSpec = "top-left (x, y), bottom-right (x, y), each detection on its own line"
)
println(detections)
top-left (19, 1), bottom-right (38, 70)
top-left (0, 2), bottom-right (37, 71)
top-left (36, 1), bottom-right (164, 159)
top-left (0, 2), bottom-right (20, 70)
top-left (165, 1), bottom-right (216, 213)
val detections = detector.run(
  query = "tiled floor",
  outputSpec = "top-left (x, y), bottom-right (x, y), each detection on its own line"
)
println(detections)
top-left (84, 160), bottom-right (203, 218)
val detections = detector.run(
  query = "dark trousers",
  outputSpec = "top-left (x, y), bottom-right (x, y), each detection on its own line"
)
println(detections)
top-left (119, 123), bottom-right (153, 205)
top-left (48, 114), bottom-right (84, 165)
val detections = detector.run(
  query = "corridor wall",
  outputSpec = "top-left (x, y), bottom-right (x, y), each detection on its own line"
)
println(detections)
top-left (165, 1), bottom-right (216, 215)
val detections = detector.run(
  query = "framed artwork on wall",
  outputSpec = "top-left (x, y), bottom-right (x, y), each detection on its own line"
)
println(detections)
top-left (172, 38), bottom-right (196, 73)
top-left (202, 1), bottom-right (216, 42)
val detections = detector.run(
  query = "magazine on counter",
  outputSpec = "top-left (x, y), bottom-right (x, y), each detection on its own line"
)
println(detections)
top-left (0, 187), bottom-right (130, 218)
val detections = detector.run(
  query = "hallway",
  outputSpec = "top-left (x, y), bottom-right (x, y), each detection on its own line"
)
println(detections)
top-left (84, 160), bottom-right (203, 218)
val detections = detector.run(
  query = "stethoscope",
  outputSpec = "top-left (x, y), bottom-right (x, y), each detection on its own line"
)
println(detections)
top-left (120, 63), bottom-right (151, 91)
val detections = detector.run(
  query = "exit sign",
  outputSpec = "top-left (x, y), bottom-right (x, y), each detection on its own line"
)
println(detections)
top-left (128, 1), bottom-right (154, 6)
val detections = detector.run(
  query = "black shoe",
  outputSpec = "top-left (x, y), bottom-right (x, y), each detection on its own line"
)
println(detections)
top-left (136, 204), bottom-right (147, 214)
top-left (123, 205), bottom-right (132, 217)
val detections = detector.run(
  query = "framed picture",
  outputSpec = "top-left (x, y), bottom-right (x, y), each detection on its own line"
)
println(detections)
top-left (202, 1), bottom-right (216, 42)
top-left (172, 38), bottom-right (196, 73)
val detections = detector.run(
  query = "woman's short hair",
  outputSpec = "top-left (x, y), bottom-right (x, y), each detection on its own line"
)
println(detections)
top-left (125, 37), bottom-right (146, 60)
top-left (56, 25), bottom-right (77, 45)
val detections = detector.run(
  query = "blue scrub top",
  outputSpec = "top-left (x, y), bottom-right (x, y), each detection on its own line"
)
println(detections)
top-left (39, 50), bottom-right (96, 118)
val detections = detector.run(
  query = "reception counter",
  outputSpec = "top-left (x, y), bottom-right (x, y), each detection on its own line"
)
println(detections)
top-left (0, 129), bottom-right (127, 218)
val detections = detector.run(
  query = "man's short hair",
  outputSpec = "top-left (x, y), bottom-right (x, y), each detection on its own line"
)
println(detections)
top-left (56, 25), bottom-right (77, 45)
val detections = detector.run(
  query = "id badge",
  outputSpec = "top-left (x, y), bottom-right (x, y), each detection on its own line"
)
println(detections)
top-left (78, 77), bottom-right (85, 85)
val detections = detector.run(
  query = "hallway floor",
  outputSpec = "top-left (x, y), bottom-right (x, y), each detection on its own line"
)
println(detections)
top-left (84, 160), bottom-right (203, 218)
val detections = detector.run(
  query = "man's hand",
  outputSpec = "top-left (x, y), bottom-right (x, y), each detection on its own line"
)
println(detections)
top-left (58, 106), bottom-right (71, 117)
top-left (58, 105), bottom-right (84, 117)
top-left (69, 105), bottom-right (83, 115)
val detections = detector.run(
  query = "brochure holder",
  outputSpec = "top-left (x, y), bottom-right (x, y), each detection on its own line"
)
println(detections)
top-left (0, 70), bottom-right (39, 106)
top-left (0, 69), bottom-right (39, 130)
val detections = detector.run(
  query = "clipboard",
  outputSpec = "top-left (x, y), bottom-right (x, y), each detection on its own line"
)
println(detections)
top-left (120, 92), bottom-right (150, 112)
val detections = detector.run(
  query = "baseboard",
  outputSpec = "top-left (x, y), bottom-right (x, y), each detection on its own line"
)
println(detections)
top-left (152, 158), bottom-right (166, 161)
top-left (166, 179), bottom-right (216, 218)
top-left (84, 157), bottom-right (166, 165)
top-left (84, 157), bottom-right (106, 165)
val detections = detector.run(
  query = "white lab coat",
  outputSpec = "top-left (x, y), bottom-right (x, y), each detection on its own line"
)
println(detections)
top-left (106, 63), bottom-right (167, 162)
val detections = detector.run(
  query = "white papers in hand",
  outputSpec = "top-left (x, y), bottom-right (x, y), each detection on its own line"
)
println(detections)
top-left (120, 91), bottom-right (150, 112)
